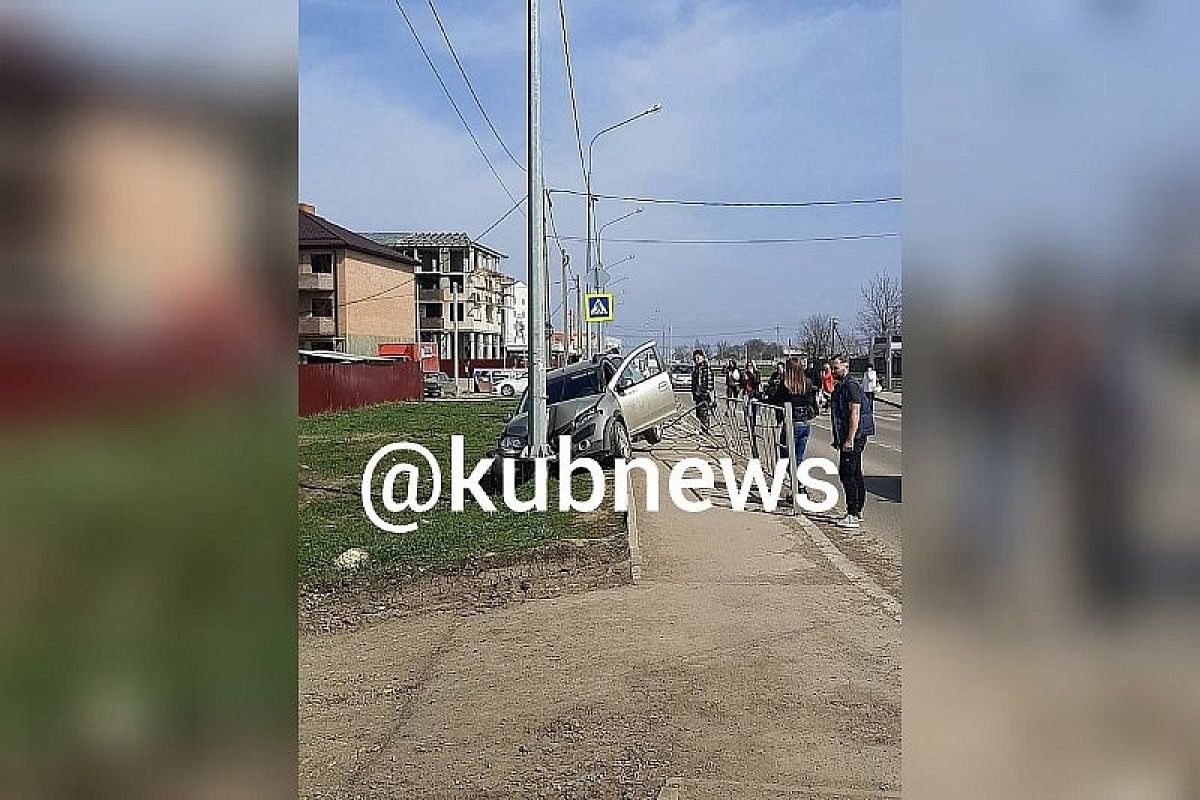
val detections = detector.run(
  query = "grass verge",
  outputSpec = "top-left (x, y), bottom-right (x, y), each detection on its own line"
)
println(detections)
top-left (298, 400), bottom-right (621, 585)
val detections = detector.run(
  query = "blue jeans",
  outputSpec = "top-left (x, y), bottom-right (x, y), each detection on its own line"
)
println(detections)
top-left (778, 421), bottom-right (810, 463)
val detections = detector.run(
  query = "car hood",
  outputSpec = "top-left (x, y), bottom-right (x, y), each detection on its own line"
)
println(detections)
top-left (503, 395), bottom-right (602, 439)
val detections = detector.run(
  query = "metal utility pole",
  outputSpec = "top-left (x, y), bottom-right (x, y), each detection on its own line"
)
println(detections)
top-left (560, 249), bottom-right (570, 361)
top-left (525, 0), bottom-right (550, 456)
top-left (572, 275), bottom-right (582, 359)
top-left (884, 324), bottom-right (893, 391)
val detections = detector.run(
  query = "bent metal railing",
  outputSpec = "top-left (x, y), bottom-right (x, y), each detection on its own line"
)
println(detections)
top-left (653, 394), bottom-right (802, 514)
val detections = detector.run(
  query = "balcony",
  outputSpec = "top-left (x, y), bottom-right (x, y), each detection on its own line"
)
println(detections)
top-left (299, 272), bottom-right (334, 291)
top-left (299, 316), bottom-right (336, 337)
top-left (418, 288), bottom-right (449, 303)
top-left (419, 317), bottom-right (445, 330)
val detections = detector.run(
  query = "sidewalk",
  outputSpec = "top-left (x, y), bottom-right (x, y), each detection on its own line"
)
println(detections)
top-left (300, 459), bottom-right (900, 798)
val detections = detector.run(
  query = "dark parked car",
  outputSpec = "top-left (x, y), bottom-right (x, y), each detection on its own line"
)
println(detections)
top-left (668, 362), bottom-right (694, 391)
top-left (423, 372), bottom-right (459, 398)
top-left (492, 341), bottom-right (677, 465)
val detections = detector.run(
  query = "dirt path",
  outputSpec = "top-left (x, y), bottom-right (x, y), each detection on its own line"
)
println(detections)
top-left (300, 456), bottom-right (901, 798)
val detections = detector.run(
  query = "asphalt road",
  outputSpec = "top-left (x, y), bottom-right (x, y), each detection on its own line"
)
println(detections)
top-left (809, 400), bottom-right (902, 553)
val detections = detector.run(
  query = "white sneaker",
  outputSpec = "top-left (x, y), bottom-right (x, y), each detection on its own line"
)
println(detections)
top-left (836, 514), bottom-right (861, 529)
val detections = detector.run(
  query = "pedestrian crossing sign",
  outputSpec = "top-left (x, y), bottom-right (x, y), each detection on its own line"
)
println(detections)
top-left (583, 292), bottom-right (614, 322)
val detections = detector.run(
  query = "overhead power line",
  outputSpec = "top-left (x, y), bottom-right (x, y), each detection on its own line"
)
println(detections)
top-left (548, 188), bottom-right (902, 208)
top-left (340, 275), bottom-right (416, 307)
top-left (475, 195), bottom-right (527, 240)
top-left (556, 232), bottom-right (900, 245)
top-left (556, 0), bottom-right (587, 184)
top-left (390, 0), bottom-right (517, 204)
top-left (610, 325), bottom-right (787, 337)
top-left (426, 0), bottom-right (525, 172)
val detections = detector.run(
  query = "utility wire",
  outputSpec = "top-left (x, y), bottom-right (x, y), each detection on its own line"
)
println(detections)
top-left (474, 194), bottom-right (527, 241)
top-left (339, 275), bottom-right (417, 307)
top-left (548, 188), bottom-right (901, 208)
top-left (610, 325), bottom-right (786, 337)
top-left (556, 0), bottom-right (588, 184)
top-left (546, 193), bottom-right (572, 318)
top-left (426, 0), bottom-right (525, 172)
top-left (556, 232), bottom-right (899, 245)
top-left (390, 0), bottom-right (517, 204)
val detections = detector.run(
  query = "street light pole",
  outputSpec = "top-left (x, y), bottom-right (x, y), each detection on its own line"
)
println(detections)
top-left (525, 0), bottom-right (550, 456)
top-left (583, 103), bottom-right (661, 357)
top-left (595, 207), bottom-right (641, 352)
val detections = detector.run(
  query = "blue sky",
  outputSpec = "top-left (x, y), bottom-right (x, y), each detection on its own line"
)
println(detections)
top-left (300, 0), bottom-right (899, 346)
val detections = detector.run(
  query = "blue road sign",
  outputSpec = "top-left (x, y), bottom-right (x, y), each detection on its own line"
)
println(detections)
top-left (583, 292), bottom-right (614, 322)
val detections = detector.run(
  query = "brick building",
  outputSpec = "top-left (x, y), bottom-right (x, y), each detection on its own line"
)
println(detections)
top-left (298, 205), bottom-right (420, 355)
top-left (366, 232), bottom-right (514, 370)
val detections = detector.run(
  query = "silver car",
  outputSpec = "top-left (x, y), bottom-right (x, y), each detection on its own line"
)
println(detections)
top-left (494, 341), bottom-right (678, 463)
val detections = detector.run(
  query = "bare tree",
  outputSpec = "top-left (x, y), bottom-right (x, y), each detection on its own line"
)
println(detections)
top-left (857, 271), bottom-right (903, 344)
top-left (798, 313), bottom-right (835, 358)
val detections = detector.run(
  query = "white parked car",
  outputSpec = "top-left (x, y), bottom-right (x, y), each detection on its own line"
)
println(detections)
top-left (493, 374), bottom-right (529, 398)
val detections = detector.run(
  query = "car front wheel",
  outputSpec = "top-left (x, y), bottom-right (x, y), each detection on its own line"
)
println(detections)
top-left (501, 384), bottom-right (515, 397)
top-left (610, 420), bottom-right (631, 462)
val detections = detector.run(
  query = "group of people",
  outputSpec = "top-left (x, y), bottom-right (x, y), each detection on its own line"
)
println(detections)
top-left (689, 350), bottom-right (876, 530)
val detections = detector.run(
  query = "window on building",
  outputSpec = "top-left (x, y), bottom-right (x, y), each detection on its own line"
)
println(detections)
top-left (310, 253), bottom-right (333, 273)
top-left (450, 249), bottom-right (465, 272)
top-left (418, 248), bottom-right (439, 272)
top-left (311, 298), bottom-right (333, 318)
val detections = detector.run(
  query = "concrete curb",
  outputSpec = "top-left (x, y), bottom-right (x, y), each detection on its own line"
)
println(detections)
top-left (626, 476), bottom-right (643, 583)
top-left (790, 513), bottom-right (902, 621)
top-left (872, 393), bottom-right (902, 409)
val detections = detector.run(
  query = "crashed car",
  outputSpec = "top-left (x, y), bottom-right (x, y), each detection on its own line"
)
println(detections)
top-left (493, 341), bottom-right (678, 465)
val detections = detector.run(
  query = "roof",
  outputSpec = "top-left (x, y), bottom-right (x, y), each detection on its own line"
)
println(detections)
top-left (299, 350), bottom-right (393, 363)
top-left (299, 210), bottom-right (421, 267)
top-left (364, 231), bottom-right (507, 260)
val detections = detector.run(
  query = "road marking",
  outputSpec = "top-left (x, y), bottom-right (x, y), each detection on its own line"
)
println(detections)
top-left (809, 419), bottom-right (901, 453)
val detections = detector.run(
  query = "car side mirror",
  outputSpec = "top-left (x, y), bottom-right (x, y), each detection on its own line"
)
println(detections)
top-left (616, 377), bottom-right (633, 394)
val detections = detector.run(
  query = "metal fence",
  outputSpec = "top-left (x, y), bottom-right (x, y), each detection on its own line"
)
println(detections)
top-left (656, 394), bottom-right (804, 514)
top-left (298, 362), bottom-right (422, 416)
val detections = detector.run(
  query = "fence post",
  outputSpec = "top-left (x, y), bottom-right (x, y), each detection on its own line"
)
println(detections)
top-left (784, 401), bottom-right (799, 516)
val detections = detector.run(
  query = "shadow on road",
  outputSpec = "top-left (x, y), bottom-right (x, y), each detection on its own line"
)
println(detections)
top-left (866, 475), bottom-right (902, 503)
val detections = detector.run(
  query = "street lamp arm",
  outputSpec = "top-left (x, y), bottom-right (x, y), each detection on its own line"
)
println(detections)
top-left (598, 207), bottom-right (641, 236)
top-left (586, 103), bottom-right (662, 180)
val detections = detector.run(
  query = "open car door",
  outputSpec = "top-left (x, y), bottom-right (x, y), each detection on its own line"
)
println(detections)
top-left (608, 341), bottom-right (676, 435)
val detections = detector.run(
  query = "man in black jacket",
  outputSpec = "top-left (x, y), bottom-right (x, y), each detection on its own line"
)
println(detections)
top-left (829, 354), bottom-right (875, 529)
top-left (691, 349), bottom-right (714, 434)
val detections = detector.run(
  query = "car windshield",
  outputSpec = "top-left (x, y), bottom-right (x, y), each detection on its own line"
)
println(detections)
top-left (517, 368), bottom-right (601, 413)
top-left (671, 364), bottom-right (692, 375)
